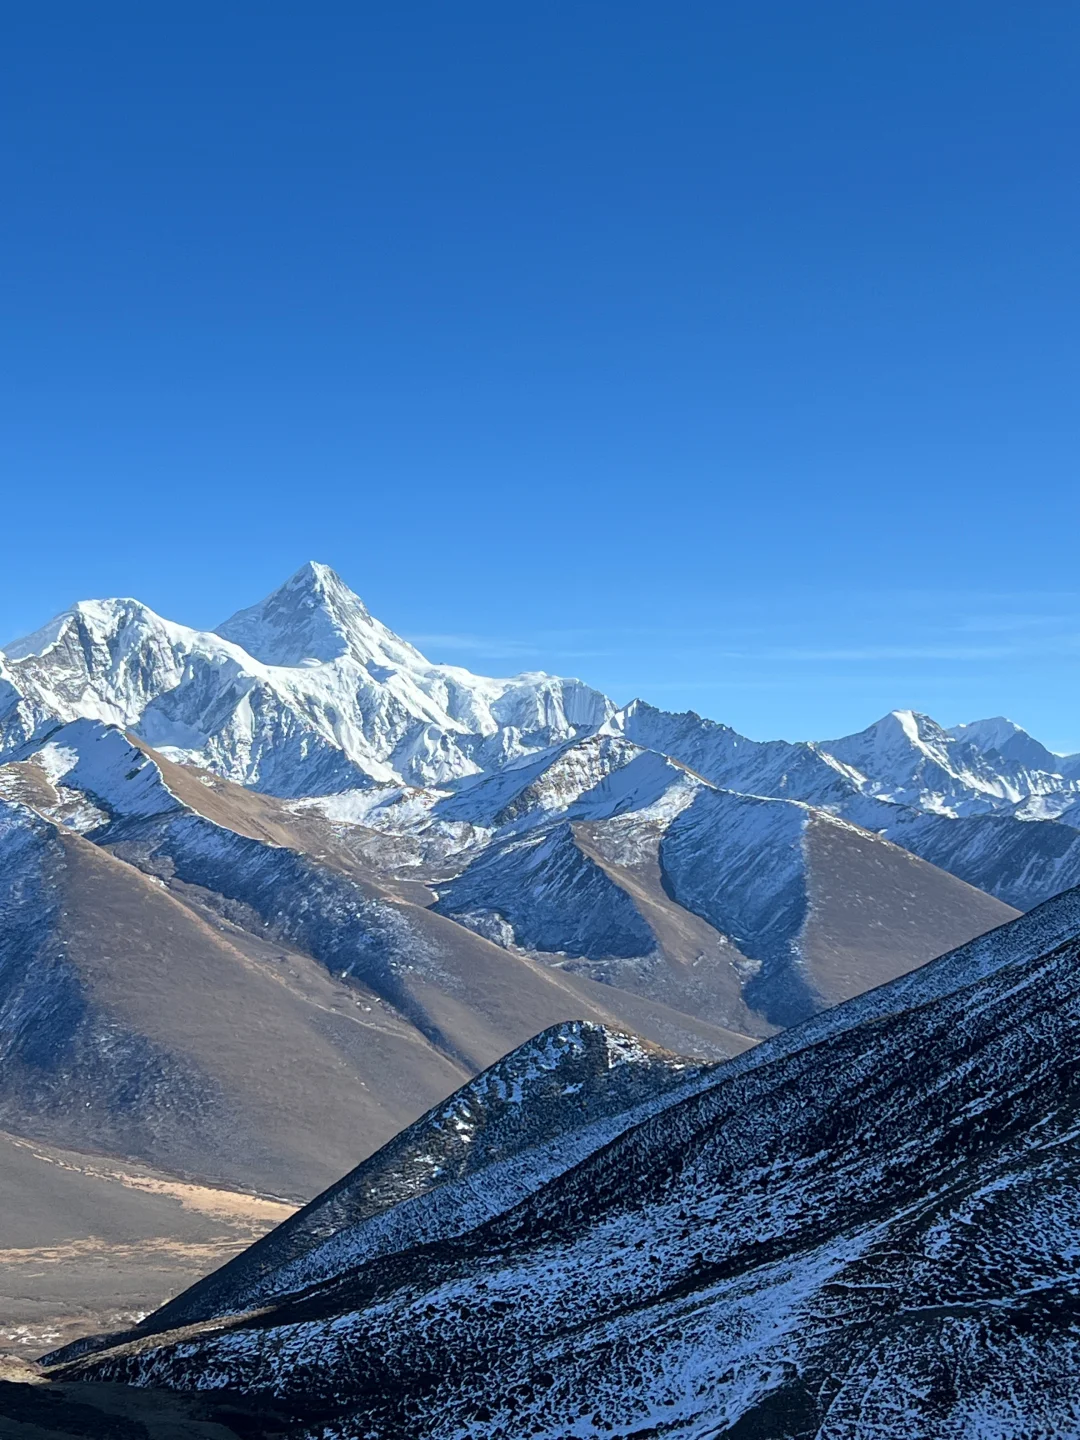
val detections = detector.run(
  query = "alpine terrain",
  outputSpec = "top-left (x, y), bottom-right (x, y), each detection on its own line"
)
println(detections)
top-left (1, 563), bottom-right (1075, 1357)
top-left (33, 886), bottom-right (1080, 1438)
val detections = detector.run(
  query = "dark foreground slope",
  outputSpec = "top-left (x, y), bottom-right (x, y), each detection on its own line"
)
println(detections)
top-left (44, 889), bottom-right (1080, 1439)
top-left (145, 1022), bottom-right (702, 1337)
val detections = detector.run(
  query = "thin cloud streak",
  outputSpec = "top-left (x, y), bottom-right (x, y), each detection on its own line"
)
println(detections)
top-left (406, 633), bottom-right (541, 659)
top-left (408, 632), bottom-right (624, 664)
top-left (763, 644), bottom-right (1021, 662)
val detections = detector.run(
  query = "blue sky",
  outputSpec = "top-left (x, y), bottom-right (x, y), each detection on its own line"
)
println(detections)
top-left (2, 3), bottom-right (1078, 747)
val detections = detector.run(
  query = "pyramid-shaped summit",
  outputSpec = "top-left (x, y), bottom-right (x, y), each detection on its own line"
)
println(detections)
top-left (215, 561), bottom-right (386, 667)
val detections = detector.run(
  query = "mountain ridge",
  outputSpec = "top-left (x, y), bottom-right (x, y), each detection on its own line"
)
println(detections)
top-left (7, 565), bottom-right (1078, 804)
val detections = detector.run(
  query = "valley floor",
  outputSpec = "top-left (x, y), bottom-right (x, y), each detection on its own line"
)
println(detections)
top-left (0, 1132), bottom-right (294, 1361)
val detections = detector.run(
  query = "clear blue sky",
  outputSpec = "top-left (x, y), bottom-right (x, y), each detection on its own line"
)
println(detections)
top-left (2, 3), bottom-right (1078, 747)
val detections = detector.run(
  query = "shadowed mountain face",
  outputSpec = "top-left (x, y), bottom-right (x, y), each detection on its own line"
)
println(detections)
top-left (435, 779), bottom-right (1018, 1030)
top-left (47, 889), bottom-right (1080, 1439)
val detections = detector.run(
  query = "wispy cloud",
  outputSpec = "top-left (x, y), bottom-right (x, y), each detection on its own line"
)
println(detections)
top-left (949, 612), bottom-right (1080, 635)
top-left (408, 631), bottom-right (625, 663)
top-left (762, 644), bottom-right (1021, 662)
top-left (761, 630), bottom-right (1080, 663)
top-left (406, 632), bottom-right (541, 660)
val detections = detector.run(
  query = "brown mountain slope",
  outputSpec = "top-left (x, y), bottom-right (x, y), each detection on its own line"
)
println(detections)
top-left (0, 789), bottom-right (752, 1357)
top-left (474, 802), bottom-right (1020, 1033)
top-left (0, 796), bottom-right (752, 1198)
top-left (798, 811), bottom-right (1021, 1005)
top-left (127, 738), bottom-right (437, 903)
top-left (137, 738), bottom-right (1015, 1038)
top-left (1, 809), bottom-right (472, 1198)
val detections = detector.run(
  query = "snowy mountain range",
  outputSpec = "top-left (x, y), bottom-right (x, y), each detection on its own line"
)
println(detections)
top-left (3, 563), bottom-right (1067, 1058)
top-left (4, 562), bottom-right (1080, 932)
top-left (2, 563), bottom-right (1077, 1076)
top-left (3, 561), bottom-right (1078, 809)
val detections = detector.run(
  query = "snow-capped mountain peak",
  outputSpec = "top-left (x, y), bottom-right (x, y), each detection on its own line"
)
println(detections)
top-left (5, 596), bottom-right (170, 664)
top-left (1, 597), bottom-right (230, 734)
top-left (0, 566), bottom-right (617, 793)
top-left (827, 707), bottom-right (945, 762)
top-left (949, 714), bottom-right (1080, 777)
top-left (819, 709), bottom-right (1003, 814)
top-left (214, 561), bottom-right (424, 671)
top-left (949, 714), bottom-right (1026, 752)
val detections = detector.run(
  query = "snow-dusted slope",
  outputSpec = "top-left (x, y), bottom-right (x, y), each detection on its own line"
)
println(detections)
top-left (6, 716), bottom-right (185, 822)
top-left (54, 887), bottom-right (1080, 1439)
top-left (882, 804), bottom-right (1080, 912)
top-left (127, 1021), bottom-right (704, 1337)
top-left (950, 714), bottom-right (1080, 784)
top-left (608, 699), bottom-right (1080, 824)
top-left (433, 755), bottom-right (1016, 1032)
top-left (658, 787), bottom-right (1017, 1025)
top-left (435, 821), bottom-right (662, 961)
top-left (598, 699), bottom-right (1080, 908)
top-left (432, 732), bottom-right (663, 829)
top-left (605, 697), bottom-right (866, 808)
